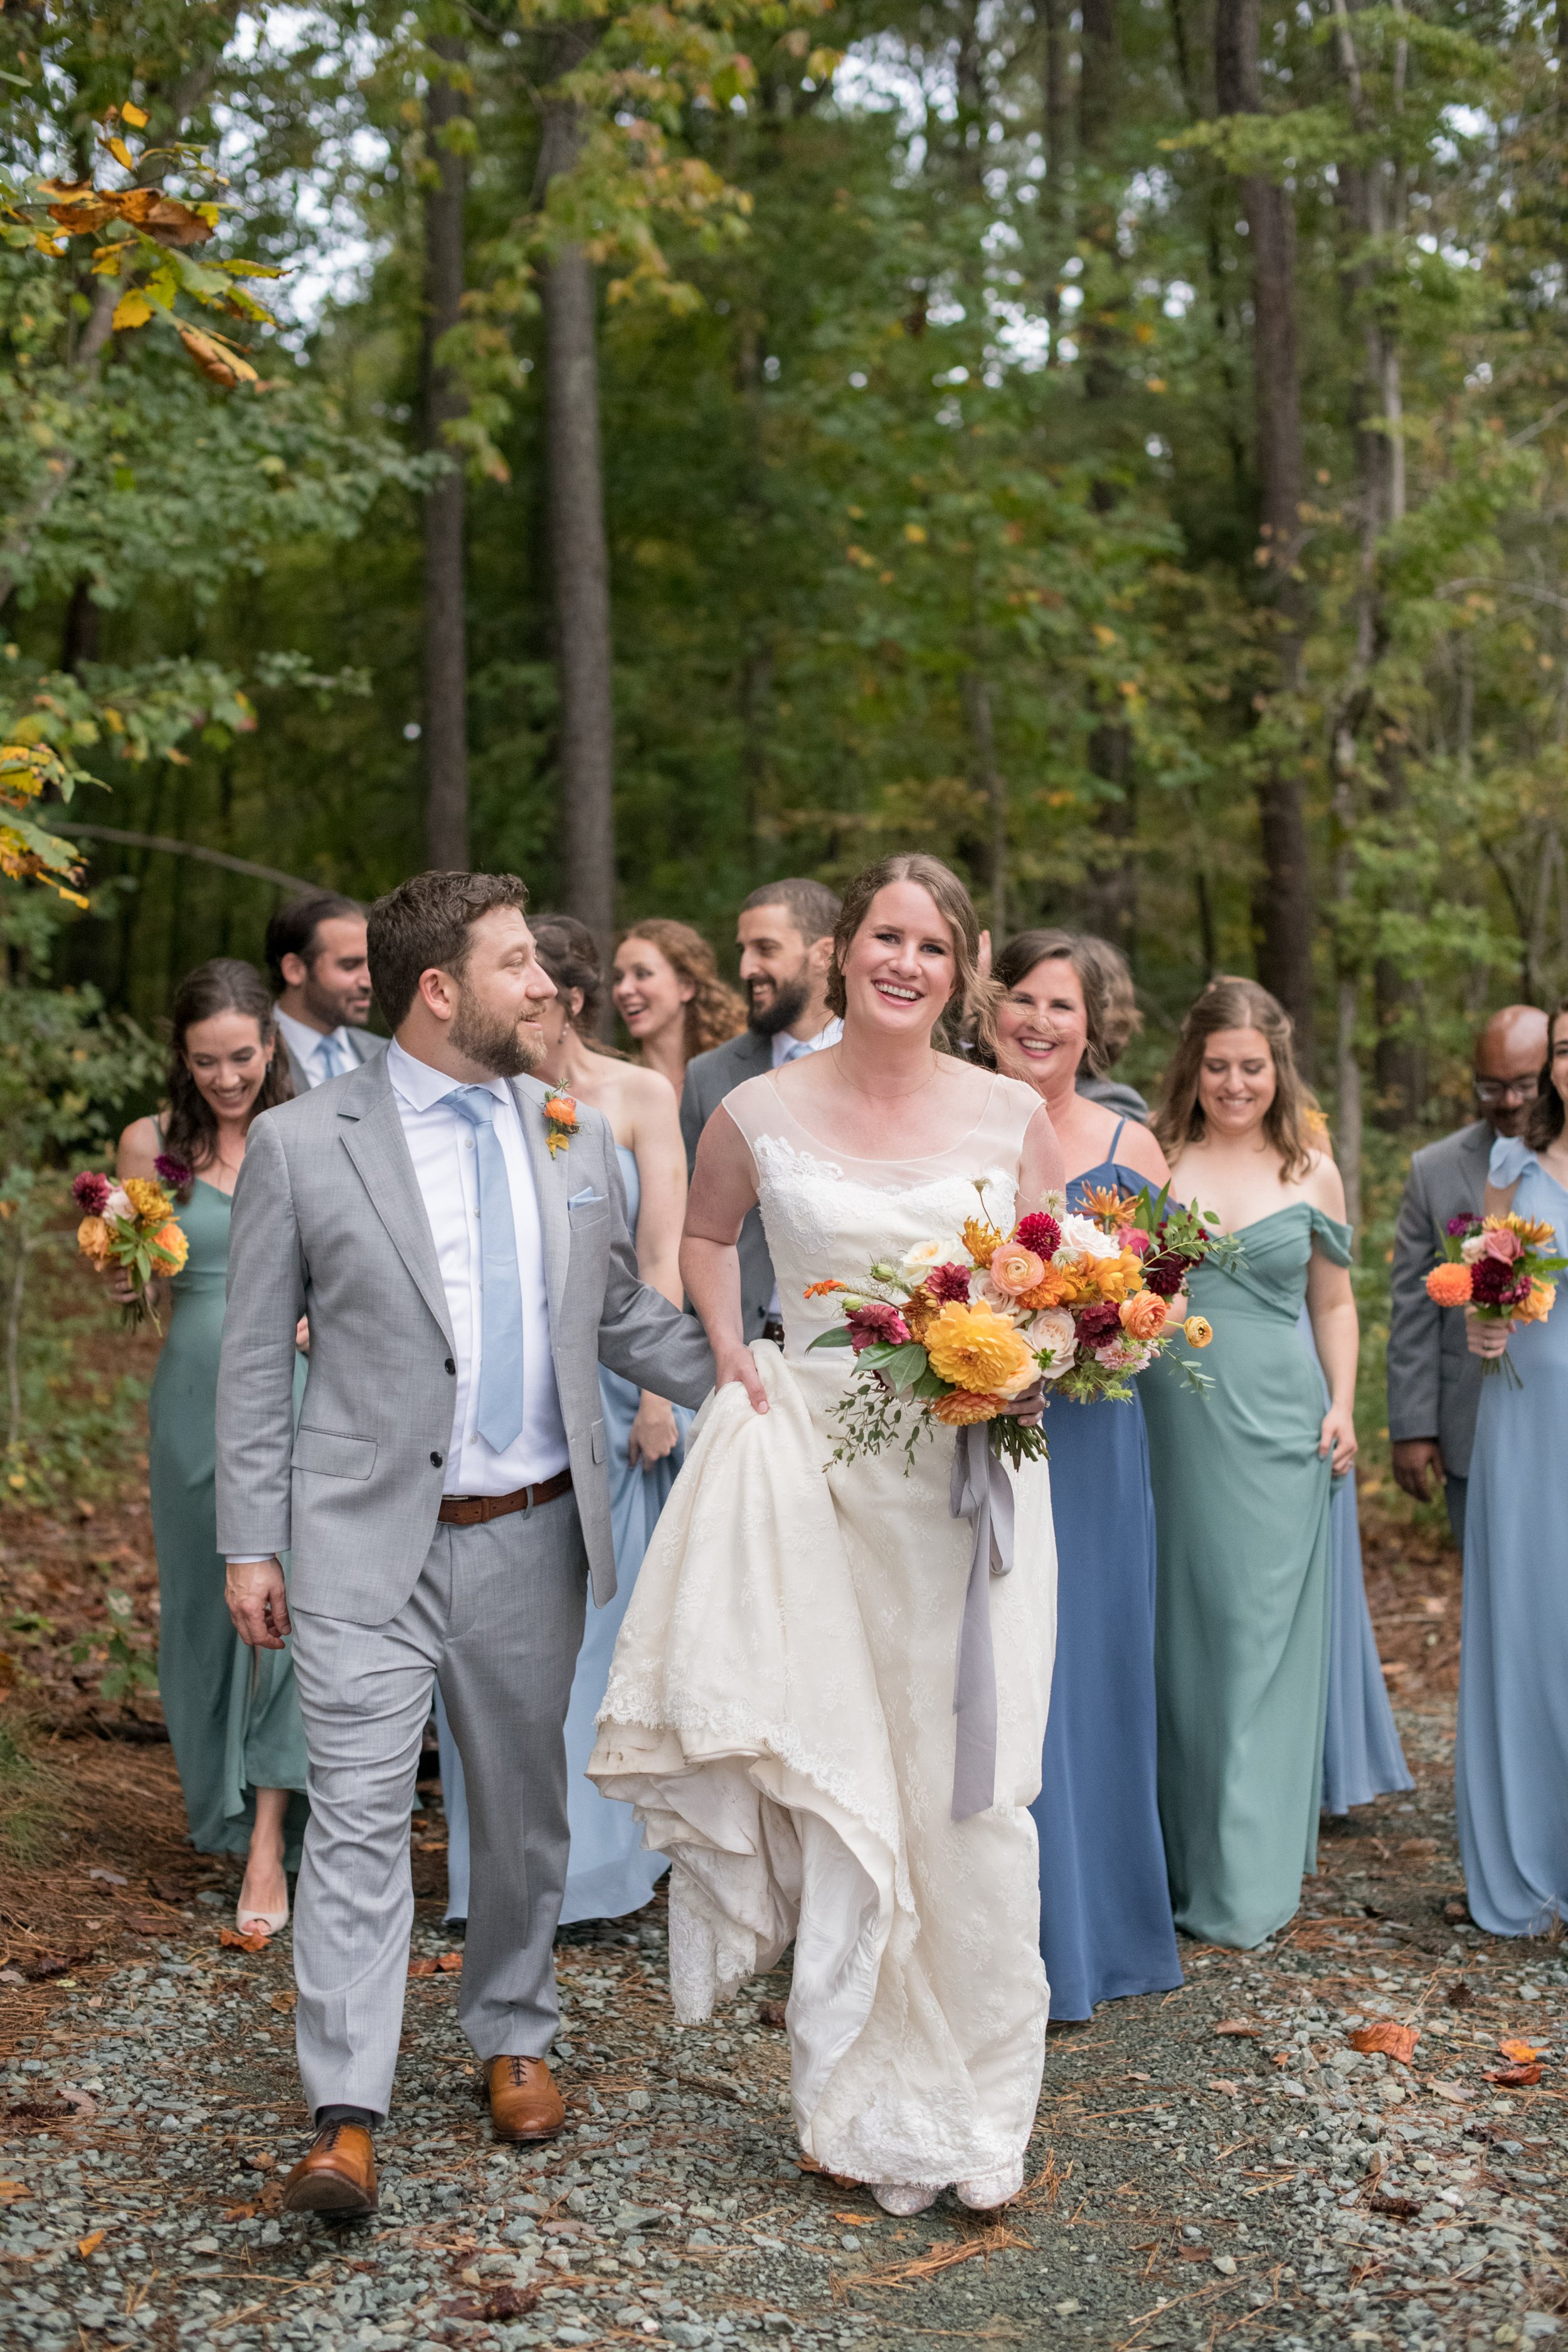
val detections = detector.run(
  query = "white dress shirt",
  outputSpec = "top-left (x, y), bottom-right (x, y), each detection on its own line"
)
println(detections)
top-left (385, 1041), bottom-right (569, 1496)
top-left (765, 1017), bottom-right (843, 1316)
top-left (277, 1008), bottom-right (359, 1089)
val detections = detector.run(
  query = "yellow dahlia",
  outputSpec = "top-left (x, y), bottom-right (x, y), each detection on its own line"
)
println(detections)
top-left (124, 1176), bottom-right (173, 1226)
top-left (926, 1300), bottom-right (1036, 1395)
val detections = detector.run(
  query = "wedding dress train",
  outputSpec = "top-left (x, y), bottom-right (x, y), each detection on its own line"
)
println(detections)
top-left (589, 1071), bottom-right (1056, 2189)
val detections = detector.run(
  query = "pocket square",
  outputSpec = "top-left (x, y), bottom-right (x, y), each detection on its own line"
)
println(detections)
top-left (567, 1187), bottom-right (606, 1209)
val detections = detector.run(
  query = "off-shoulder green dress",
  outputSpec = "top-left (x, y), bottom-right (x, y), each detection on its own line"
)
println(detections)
top-left (1140, 1203), bottom-right (1353, 1949)
top-left (147, 1168), bottom-right (309, 1867)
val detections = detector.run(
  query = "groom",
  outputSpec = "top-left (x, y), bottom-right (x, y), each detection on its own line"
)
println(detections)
top-left (216, 871), bottom-right (714, 2215)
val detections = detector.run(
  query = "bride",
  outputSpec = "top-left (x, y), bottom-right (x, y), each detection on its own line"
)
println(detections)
top-left (590, 853), bottom-right (1062, 2212)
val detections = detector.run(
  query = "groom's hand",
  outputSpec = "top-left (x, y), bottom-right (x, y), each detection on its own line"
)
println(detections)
top-left (226, 1557), bottom-right (292, 1650)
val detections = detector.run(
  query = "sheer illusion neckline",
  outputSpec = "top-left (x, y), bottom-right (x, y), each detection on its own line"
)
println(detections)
top-left (760, 1066), bottom-right (1007, 1167)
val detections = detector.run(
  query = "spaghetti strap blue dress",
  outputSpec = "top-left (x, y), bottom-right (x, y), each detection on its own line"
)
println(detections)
top-left (1028, 1125), bottom-right (1184, 2019)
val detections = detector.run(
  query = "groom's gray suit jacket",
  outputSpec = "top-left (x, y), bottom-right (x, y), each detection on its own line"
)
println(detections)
top-left (1387, 1117), bottom-right (1493, 1481)
top-left (216, 1052), bottom-right (714, 1624)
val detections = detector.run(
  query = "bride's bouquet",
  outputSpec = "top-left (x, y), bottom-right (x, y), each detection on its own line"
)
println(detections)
top-left (73, 1159), bottom-right (191, 1332)
top-left (805, 1180), bottom-right (1226, 1469)
top-left (1425, 1210), bottom-right (1568, 1383)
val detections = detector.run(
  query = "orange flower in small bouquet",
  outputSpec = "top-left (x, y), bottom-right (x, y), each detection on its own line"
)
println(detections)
top-left (1424, 1210), bottom-right (1567, 1382)
top-left (805, 1179), bottom-right (1231, 1468)
top-left (543, 1094), bottom-right (578, 1158)
top-left (73, 1157), bottom-right (190, 1332)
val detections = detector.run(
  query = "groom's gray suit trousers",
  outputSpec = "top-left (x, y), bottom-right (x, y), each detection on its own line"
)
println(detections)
top-left (289, 1490), bottom-right (588, 2121)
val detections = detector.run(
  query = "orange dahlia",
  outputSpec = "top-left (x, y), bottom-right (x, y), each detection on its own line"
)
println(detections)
top-left (961, 1216), bottom-right (1007, 1268)
top-left (1515, 1278), bottom-right (1557, 1324)
top-left (1425, 1261), bottom-right (1473, 1307)
top-left (932, 1389), bottom-right (1005, 1425)
top-left (925, 1300), bottom-right (1037, 1394)
top-left (152, 1220), bottom-right (189, 1273)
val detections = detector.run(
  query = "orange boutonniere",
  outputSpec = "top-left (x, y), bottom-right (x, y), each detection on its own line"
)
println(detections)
top-left (543, 1093), bottom-right (579, 1158)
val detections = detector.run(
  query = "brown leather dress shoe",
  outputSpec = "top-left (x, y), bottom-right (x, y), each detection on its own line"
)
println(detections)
top-left (280, 2121), bottom-right (377, 2216)
top-left (487, 2054), bottom-right (565, 2142)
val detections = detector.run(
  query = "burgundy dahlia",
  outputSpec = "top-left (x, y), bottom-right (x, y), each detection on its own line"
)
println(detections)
top-left (1446, 1212), bottom-right (1480, 1239)
top-left (154, 1152), bottom-right (193, 1192)
top-left (1014, 1211), bottom-right (1061, 1261)
top-left (72, 1170), bottom-right (110, 1216)
top-left (1468, 1253), bottom-right (1530, 1310)
top-left (1073, 1301), bottom-right (1123, 1346)
top-left (924, 1261), bottom-right (973, 1305)
top-left (845, 1301), bottom-right (913, 1353)
top-left (1142, 1251), bottom-right (1189, 1298)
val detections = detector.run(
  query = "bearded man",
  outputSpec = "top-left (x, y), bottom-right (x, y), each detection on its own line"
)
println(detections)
top-left (679, 877), bottom-right (842, 1342)
top-left (216, 871), bottom-right (713, 2213)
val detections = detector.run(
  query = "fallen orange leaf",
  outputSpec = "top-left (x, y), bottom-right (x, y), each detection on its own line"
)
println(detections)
top-left (218, 1927), bottom-right (267, 1952)
top-left (1498, 2039), bottom-right (1544, 2064)
top-left (1214, 2021), bottom-right (1263, 2038)
top-left (437, 1951), bottom-right (463, 1973)
top-left (77, 2232), bottom-right (103, 2257)
top-left (0, 2183), bottom-right (28, 2200)
top-left (1486, 2063), bottom-right (1543, 2088)
top-left (408, 1956), bottom-right (438, 1978)
top-left (1349, 2021), bottom-right (1419, 2067)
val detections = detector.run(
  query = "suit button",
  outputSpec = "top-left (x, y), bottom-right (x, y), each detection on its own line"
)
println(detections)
top-left (430, 1451), bottom-right (443, 1468)
top-left (444, 1358), bottom-right (456, 1375)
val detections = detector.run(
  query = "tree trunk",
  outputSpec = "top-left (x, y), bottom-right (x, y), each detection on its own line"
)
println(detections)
top-left (543, 240), bottom-right (616, 978)
top-left (422, 31), bottom-right (470, 871)
top-left (1216, 0), bottom-right (1315, 1069)
top-left (961, 669), bottom-right (1007, 938)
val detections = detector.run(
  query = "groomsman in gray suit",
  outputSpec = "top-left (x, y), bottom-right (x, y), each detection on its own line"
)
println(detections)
top-left (216, 871), bottom-right (713, 2215)
top-left (1388, 1002), bottom-right (1549, 1547)
top-left (679, 877), bottom-right (841, 1342)
top-left (267, 890), bottom-right (386, 1093)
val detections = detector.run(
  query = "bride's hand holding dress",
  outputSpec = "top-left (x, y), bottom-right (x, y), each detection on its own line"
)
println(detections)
top-left (590, 862), bottom-right (1063, 2214)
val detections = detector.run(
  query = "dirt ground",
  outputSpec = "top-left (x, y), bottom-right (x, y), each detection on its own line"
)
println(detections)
top-left (1, 1485), bottom-right (1564, 2352)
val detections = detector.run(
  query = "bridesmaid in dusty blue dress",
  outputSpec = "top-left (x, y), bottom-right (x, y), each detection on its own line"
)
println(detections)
top-left (1456, 1004), bottom-right (1568, 1935)
top-left (1295, 1308), bottom-right (1412, 1813)
top-left (438, 919), bottom-right (689, 1926)
top-left (990, 931), bottom-right (1183, 2019)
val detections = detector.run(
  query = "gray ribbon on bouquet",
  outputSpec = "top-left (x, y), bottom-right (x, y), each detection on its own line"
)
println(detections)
top-left (948, 1422), bottom-right (1015, 1821)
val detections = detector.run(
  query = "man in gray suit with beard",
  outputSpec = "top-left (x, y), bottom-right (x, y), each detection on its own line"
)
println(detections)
top-left (679, 877), bottom-right (841, 1342)
top-left (1388, 1002), bottom-right (1549, 1547)
top-left (216, 871), bottom-right (712, 2215)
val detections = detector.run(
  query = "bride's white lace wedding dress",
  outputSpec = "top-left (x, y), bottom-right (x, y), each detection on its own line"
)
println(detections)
top-left (589, 1067), bottom-right (1057, 2193)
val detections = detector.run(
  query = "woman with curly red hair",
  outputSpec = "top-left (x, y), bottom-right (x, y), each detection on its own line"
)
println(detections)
top-left (612, 918), bottom-right (744, 1096)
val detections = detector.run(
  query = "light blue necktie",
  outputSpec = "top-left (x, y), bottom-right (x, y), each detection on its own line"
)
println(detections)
top-left (447, 1086), bottom-right (525, 1455)
top-left (317, 1032), bottom-right (350, 1083)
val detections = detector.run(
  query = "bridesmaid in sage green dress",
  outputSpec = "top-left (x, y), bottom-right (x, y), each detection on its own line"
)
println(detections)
top-left (1141, 977), bottom-right (1359, 1950)
top-left (115, 960), bottom-right (307, 1936)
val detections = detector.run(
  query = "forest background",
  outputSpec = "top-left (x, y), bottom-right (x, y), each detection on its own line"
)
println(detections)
top-left (0, 0), bottom-right (1560, 1517)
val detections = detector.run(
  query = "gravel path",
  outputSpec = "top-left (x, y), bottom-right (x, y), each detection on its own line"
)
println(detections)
top-left (2, 1522), bottom-right (1564, 2351)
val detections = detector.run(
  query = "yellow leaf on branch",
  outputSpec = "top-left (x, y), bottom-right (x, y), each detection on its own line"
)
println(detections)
top-left (112, 290), bottom-right (152, 332)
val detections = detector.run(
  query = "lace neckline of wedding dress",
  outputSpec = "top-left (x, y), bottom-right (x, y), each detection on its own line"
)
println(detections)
top-left (756, 1064), bottom-right (1009, 1167)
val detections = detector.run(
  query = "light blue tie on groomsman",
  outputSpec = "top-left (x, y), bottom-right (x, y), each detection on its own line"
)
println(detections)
top-left (446, 1087), bottom-right (526, 1455)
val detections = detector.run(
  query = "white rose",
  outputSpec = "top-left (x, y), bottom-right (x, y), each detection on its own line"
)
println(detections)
top-left (1459, 1232), bottom-right (1488, 1264)
top-left (901, 1239), bottom-right (946, 1273)
top-left (103, 1186), bottom-right (135, 1224)
top-left (1057, 1212), bottom-right (1118, 1262)
top-left (1031, 1308), bottom-right (1078, 1379)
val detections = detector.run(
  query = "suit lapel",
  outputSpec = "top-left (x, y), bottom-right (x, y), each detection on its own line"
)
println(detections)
top-left (336, 1058), bottom-right (455, 1348)
top-left (512, 1075), bottom-right (569, 1333)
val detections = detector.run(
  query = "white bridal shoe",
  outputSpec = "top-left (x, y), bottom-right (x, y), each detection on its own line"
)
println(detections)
top-left (872, 2181), bottom-right (943, 2216)
top-left (956, 2158), bottom-right (1025, 2212)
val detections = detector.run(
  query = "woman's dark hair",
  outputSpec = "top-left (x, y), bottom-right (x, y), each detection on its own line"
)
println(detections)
top-left (162, 960), bottom-right (293, 1195)
top-left (1153, 973), bottom-right (1317, 1181)
top-left (1525, 999), bottom-right (1568, 1150)
top-left (989, 930), bottom-right (1112, 1077)
top-left (529, 914), bottom-right (629, 1056)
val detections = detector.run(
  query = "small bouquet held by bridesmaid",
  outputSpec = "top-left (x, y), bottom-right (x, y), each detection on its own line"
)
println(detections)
top-left (73, 1157), bottom-right (191, 1332)
top-left (1425, 1210), bottom-right (1568, 1383)
top-left (806, 1180), bottom-right (1229, 1468)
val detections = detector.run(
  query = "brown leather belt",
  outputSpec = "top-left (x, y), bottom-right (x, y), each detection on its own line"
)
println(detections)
top-left (438, 1468), bottom-right (573, 1527)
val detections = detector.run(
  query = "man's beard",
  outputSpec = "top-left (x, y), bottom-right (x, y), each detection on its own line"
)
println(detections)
top-left (747, 969), bottom-right (812, 1039)
top-left (304, 972), bottom-right (370, 1030)
top-left (450, 985), bottom-right (544, 1078)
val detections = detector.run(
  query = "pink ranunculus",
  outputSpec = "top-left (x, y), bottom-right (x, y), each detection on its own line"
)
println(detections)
top-left (1116, 1224), bottom-right (1152, 1257)
top-left (989, 1245), bottom-right (1047, 1298)
top-left (1482, 1226), bottom-right (1523, 1264)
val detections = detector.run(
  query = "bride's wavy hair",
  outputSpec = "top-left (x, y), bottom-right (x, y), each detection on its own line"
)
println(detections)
top-left (825, 854), bottom-right (997, 1054)
top-left (1153, 974), bottom-right (1316, 1181)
